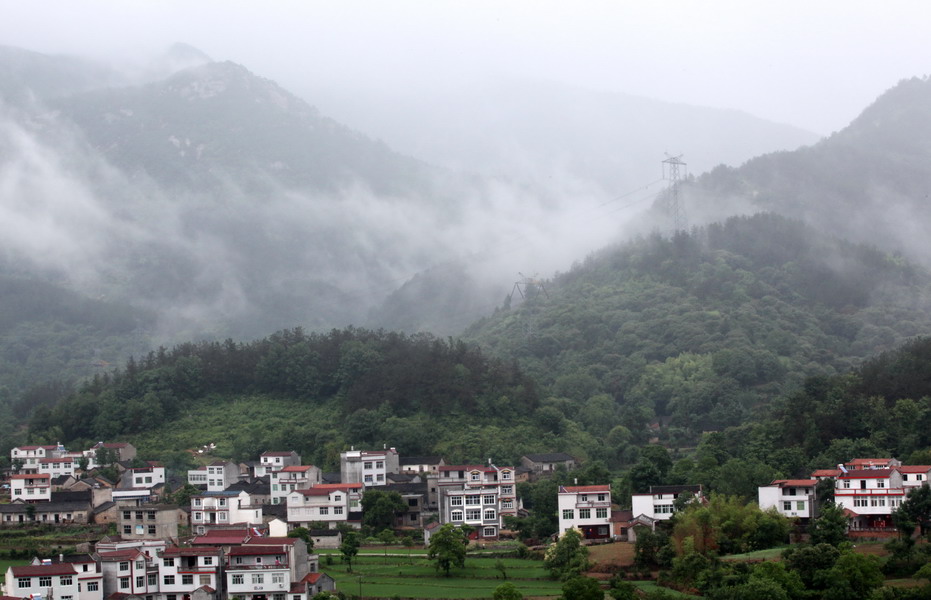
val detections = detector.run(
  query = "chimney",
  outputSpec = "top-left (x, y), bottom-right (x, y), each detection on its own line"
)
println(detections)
top-left (574, 478), bottom-right (578, 485)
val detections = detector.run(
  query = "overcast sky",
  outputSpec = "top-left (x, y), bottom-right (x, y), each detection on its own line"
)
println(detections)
top-left (1, 0), bottom-right (928, 135)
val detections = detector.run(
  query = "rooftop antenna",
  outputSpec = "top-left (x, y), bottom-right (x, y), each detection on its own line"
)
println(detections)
top-left (662, 153), bottom-right (687, 233)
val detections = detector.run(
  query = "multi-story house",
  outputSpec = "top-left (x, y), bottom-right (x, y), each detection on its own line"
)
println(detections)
top-left (257, 451), bottom-right (302, 477)
top-left (11, 473), bottom-right (52, 502)
top-left (399, 456), bottom-right (446, 476)
top-left (11, 445), bottom-right (65, 473)
top-left (834, 468), bottom-right (904, 530)
top-left (757, 479), bottom-right (817, 520)
top-left (86, 442), bottom-right (137, 468)
top-left (436, 464), bottom-right (518, 540)
top-left (521, 453), bottom-right (578, 479)
top-left (38, 457), bottom-right (76, 478)
top-left (286, 483), bottom-right (363, 528)
top-left (225, 544), bottom-right (303, 600)
top-left (189, 460), bottom-right (242, 492)
top-left (270, 465), bottom-right (322, 505)
top-left (97, 548), bottom-right (160, 598)
top-left (896, 465), bottom-right (931, 489)
top-left (118, 503), bottom-right (181, 539)
top-left (340, 448), bottom-right (400, 488)
top-left (121, 464), bottom-right (166, 489)
top-left (191, 491), bottom-right (263, 535)
top-left (845, 458), bottom-right (901, 470)
top-left (158, 546), bottom-right (223, 600)
top-left (3, 563), bottom-right (97, 600)
top-left (631, 484), bottom-right (704, 521)
top-left (556, 484), bottom-right (612, 539)
top-left (26, 554), bottom-right (103, 600)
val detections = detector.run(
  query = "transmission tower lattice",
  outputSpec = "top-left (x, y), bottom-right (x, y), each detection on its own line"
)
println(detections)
top-left (662, 154), bottom-right (687, 233)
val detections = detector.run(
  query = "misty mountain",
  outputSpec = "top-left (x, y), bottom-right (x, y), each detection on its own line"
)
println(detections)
top-left (303, 77), bottom-right (820, 194)
top-left (685, 76), bottom-right (931, 263)
top-left (463, 213), bottom-right (931, 436)
top-left (0, 45), bottom-right (119, 107)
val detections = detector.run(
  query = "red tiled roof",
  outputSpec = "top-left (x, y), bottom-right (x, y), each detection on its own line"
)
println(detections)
top-left (439, 465), bottom-right (497, 472)
top-left (298, 483), bottom-right (361, 495)
top-left (559, 485), bottom-right (611, 493)
top-left (812, 469), bottom-right (842, 477)
top-left (279, 465), bottom-right (314, 472)
top-left (261, 451), bottom-right (297, 457)
top-left (10, 473), bottom-right (50, 480)
top-left (304, 573), bottom-right (322, 584)
top-left (847, 458), bottom-right (893, 466)
top-left (161, 547), bottom-right (221, 557)
top-left (840, 468), bottom-right (893, 478)
top-left (11, 564), bottom-right (77, 576)
top-left (15, 445), bottom-right (58, 451)
top-left (39, 457), bottom-right (74, 463)
top-left (897, 465), bottom-right (931, 473)
top-left (771, 479), bottom-right (817, 487)
top-left (245, 537), bottom-right (296, 545)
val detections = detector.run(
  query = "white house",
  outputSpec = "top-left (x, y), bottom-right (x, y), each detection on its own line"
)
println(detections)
top-left (97, 548), bottom-right (159, 598)
top-left (436, 464), bottom-right (519, 540)
top-left (38, 457), bottom-right (76, 478)
top-left (757, 479), bottom-right (817, 520)
top-left (896, 465), bottom-right (931, 489)
top-left (11, 445), bottom-right (64, 473)
top-left (631, 484), bottom-right (703, 521)
top-left (557, 484), bottom-right (612, 539)
top-left (158, 546), bottom-right (222, 599)
top-left (4, 563), bottom-right (93, 600)
top-left (224, 544), bottom-right (297, 600)
top-left (190, 491), bottom-right (263, 534)
top-left (257, 451), bottom-right (301, 477)
top-left (286, 483), bottom-right (363, 528)
top-left (11, 473), bottom-right (52, 502)
top-left (340, 448), bottom-right (400, 487)
top-left (834, 468), bottom-right (904, 531)
top-left (270, 465), bottom-right (322, 505)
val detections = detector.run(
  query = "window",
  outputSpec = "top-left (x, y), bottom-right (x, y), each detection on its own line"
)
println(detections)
top-left (376, 474), bottom-right (384, 482)
top-left (136, 576), bottom-right (145, 588)
top-left (364, 475), bottom-right (373, 483)
top-left (580, 494), bottom-right (588, 502)
top-left (903, 474), bottom-right (910, 481)
top-left (878, 481), bottom-right (885, 488)
top-left (376, 461), bottom-right (384, 469)
top-left (200, 576), bottom-right (210, 585)
top-left (251, 574), bottom-right (264, 584)
top-left (148, 574), bottom-right (157, 586)
top-left (854, 497), bottom-right (868, 507)
top-left (656, 504), bottom-right (674, 514)
top-left (274, 595), bottom-right (285, 600)
top-left (119, 562), bottom-right (129, 572)
top-left (364, 462), bottom-right (373, 469)
top-left (123, 511), bottom-right (132, 519)
top-left (502, 500), bottom-right (514, 510)
top-left (483, 495), bottom-right (495, 505)
top-left (466, 495), bottom-right (480, 505)
top-left (450, 496), bottom-right (463, 506)
top-left (470, 472), bottom-right (481, 481)
top-left (483, 527), bottom-right (496, 537)
top-left (87, 582), bottom-right (99, 592)
top-left (788, 488), bottom-right (797, 496)
top-left (501, 486), bottom-right (512, 495)
top-left (136, 511), bottom-right (144, 520)
top-left (562, 509), bottom-right (574, 520)
top-left (320, 507), bottom-right (329, 515)
top-left (919, 475), bottom-right (925, 481)
top-left (120, 577), bottom-right (129, 589)
top-left (334, 495), bottom-right (341, 502)
top-left (597, 494), bottom-right (606, 502)
top-left (596, 508), bottom-right (608, 519)
top-left (204, 557), bottom-right (213, 566)
top-left (148, 525), bottom-right (156, 535)
top-left (232, 574), bottom-right (244, 585)
top-left (219, 513), bottom-right (228, 521)
top-left (860, 480), bottom-right (867, 489)
top-left (451, 510), bottom-right (463, 521)
top-left (164, 558), bottom-right (174, 567)
top-left (797, 501), bottom-right (805, 511)
top-left (164, 575), bottom-right (175, 585)
top-left (124, 525), bottom-right (132, 534)
top-left (334, 506), bottom-right (344, 515)
top-left (843, 480), bottom-right (850, 488)
top-left (181, 575), bottom-right (193, 585)
top-left (235, 557), bottom-right (243, 565)
top-left (17, 578), bottom-right (30, 589)
top-left (501, 470), bottom-right (512, 480)
top-left (484, 509), bottom-right (496, 520)
top-left (194, 498), bottom-right (202, 506)
top-left (135, 525), bottom-right (144, 534)
top-left (466, 508), bottom-right (481, 520)
top-left (579, 508), bottom-right (591, 519)
top-left (193, 513), bottom-right (202, 521)
top-left (272, 573), bottom-right (284, 584)
top-left (219, 498), bottom-right (226, 507)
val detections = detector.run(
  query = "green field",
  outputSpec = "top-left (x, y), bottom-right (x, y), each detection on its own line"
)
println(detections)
top-left (632, 581), bottom-right (701, 598)
top-left (323, 554), bottom-right (563, 598)
top-left (0, 559), bottom-right (32, 584)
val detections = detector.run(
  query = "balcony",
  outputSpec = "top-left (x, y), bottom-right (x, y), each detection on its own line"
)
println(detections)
top-left (575, 500), bottom-right (610, 509)
top-left (226, 564), bottom-right (289, 571)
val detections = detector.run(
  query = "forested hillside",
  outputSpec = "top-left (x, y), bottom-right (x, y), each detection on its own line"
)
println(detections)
top-left (464, 213), bottom-right (931, 441)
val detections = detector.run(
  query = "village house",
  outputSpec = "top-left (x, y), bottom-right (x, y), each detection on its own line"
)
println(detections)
top-left (556, 484), bottom-right (612, 539)
top-left (158, 546), bottom-right (223, 600)
top-left (11, 473), bottom-right (52, 502)
top-left (520, 453), bottom-right (578, 479)
top-left (270, 465), bottom-right (322, 505)
top-left (188, 461), bottom-right (240, 492)
top-left (757, 479), bottom-right (817, 520)
top-left (399, 456), bottom-right (445, 476)
top-left (225, 542), bottom-right (305, 600)
top-left (286, 483), bottom-right (363, 529)
top-left (10, 445), bottom-right (65, 474)
top-left (834, 468), bottom-right (904, 531)
top-left (436, 464), bottom-right (519, 540)
top-left (97, 548), bottom-right (160, 598)
top-left (38, 457), bottom-right (77, 479)
top-left (3, 562), bottom-right (100, 600)
top-left (256, 451), bottom-right (302, 477)
top-left (118, 503), bottom-right (181, 539)
top-left (340, 447), bottom-right (400, 488)
top-left (191, 491), bottom-right (263, 535)
top-left (86, 442), bottom-right (137, 467)
top-left (896, 465), bottom-right (931, 489)
top-left (631, 484), bottom-right (704, 521)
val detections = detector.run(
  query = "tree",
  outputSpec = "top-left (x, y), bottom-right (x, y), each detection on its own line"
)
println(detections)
top-left (560, 576), bottom-right (603, 600)
top-left (361, 489), bottom-right (406, 531)
top-left (427, 524), bottom-right (467, 576)
top-left (340, 531), bottom-right (360, 573)
top-left (493, 582), bottom-right (523, 600)
top-left (544, 528), bottom-right (590, 580)
top-left (822, 552), bottom-right (883, 600)
top-left (809, 503), bottom-right (849, 546)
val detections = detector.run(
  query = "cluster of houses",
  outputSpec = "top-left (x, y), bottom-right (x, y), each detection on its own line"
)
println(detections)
top-left (758, 457), bottom-right (931, 534)
top-left (0, 444), bottom-right (588, 600)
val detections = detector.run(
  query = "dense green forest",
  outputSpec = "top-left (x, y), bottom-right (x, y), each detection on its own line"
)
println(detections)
top-left (24, 214), bottom-right (931, 481)
top-left (464, 213), bottom-right (931, 439)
